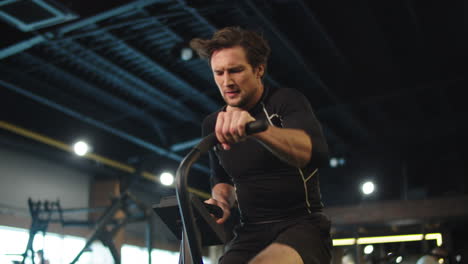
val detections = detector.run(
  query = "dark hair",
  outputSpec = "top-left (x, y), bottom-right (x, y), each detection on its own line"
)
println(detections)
top-left (190, 26), bottom-right (271, 76)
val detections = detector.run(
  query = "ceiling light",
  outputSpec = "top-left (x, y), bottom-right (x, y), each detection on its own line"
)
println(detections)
top-left (361, 181), bottom-right (375, 195)
top-left (332, 238), bottom-right (356, 246)
top-left (73, 141), bottom-right (89, 156)
top-left (180, 47), bottom-right (194, 61)
top-left (364, 245), bottom-right (374, 254)
top-left (331, 233), bottom-right (442, 247)
top-left (330, 158), bottom-right (338, 168)
top-left (357, 234), bottom-right (423, 244)
top-left (425, 233), bottom-right (443, 246)
top-left (396, 256), bottom-right (403, 263)
top-left (160, 172), bottom-right (174, 186)
top-left (171, 42), bottom-right (195, 61)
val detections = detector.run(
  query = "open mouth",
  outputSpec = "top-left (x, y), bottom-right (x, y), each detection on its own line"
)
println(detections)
top-left (225, 90), bottom-right (240, 97)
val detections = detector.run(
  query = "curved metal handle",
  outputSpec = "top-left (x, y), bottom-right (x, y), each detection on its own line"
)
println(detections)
top-left (175, 120), bottom-right (269, 263)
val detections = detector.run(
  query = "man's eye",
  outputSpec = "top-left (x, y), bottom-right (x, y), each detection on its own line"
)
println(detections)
top-left (230, 68), bottom-right (243, 73)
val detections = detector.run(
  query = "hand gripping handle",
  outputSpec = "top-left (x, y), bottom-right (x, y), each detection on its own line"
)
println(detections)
top-left (195, 119), bottom-right (269, 153)
top-left (245, 119), bottom-right (269, 135)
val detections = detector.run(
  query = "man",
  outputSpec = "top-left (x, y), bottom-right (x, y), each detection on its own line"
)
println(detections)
top-left (190, 27), bottom-right (332, 264)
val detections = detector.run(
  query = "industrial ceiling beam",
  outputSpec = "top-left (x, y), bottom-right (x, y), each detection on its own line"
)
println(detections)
top-left (56, 0), bottom-right (172, 36)
top-left (0, 0), bottom-right (172, 60)
top-left (0, 79), bottom-right (209, 173)
top-left (86, 30), bottom-right (219, 112)
top-left (44, 40), bottom-right (198, 123)
top-left (175, 0), bottom-right (217, 32)
top-left (15, 52), bottom-right (168, 144)
top-left (0, 35), bottom-right (46, 60)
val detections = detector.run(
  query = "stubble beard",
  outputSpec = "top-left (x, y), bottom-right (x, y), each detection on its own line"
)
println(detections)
top-left (222, 83), bottom-right (261, 110)
top-left (226, 90), bottom-right (257, 110)
top-left (226, 96), bottom-right (247, 109)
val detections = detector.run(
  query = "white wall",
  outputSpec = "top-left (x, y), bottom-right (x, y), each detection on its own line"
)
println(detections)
top-left (0, 146), bottom-right (91, 211)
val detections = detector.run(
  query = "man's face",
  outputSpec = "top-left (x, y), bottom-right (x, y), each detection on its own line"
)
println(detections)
top-left (210, 46), bottom-right (264, 110)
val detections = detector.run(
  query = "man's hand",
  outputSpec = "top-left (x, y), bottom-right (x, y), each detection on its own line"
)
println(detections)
top-left (204, 198), bottom-right (231, 224)
top-left (216, 110), bottom-right (256, 150)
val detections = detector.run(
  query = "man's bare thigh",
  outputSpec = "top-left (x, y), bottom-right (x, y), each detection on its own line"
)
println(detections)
top-left (248, 243), bottom-right (304, 264)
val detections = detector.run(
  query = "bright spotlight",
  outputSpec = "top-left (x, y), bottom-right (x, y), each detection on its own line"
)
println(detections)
top-left (361, 181), bottom-right (375, 195)
top-left (364, 245), bottom-right (374, 255)
top-left (396, 256), bottom-right (403, 263)
top-left (180, 47), bottom-right (193, 61)
top-left (73, 141), bottom-right (89, 156)
top-left (330, 158), bottom-right (338, 168)
top-left (160, 172), bottom-right (174, 186)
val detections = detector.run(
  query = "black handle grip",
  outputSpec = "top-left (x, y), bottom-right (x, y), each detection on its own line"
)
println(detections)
top-left (245, 119), bottom-right (269, 135)
top-left (176, 119), bottom-right (269, 263)
top-left (204, 203), bottom-right (223, 218)
top-left (195, 119), bottom-right (269, 153)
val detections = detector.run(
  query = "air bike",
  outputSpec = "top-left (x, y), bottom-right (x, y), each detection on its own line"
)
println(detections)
top-left (154, 120), bottom-right (268, 264)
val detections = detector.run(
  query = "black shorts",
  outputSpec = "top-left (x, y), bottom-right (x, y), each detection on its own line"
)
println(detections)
top-left (219, 213), bottom-right (333, 264)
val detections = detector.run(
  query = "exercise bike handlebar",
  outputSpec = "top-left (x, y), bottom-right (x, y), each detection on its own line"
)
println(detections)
top-left (175, 119), bottom-right (269, 264)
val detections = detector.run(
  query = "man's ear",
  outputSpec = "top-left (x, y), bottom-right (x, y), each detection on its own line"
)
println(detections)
top-left (256, 64), bottom-right (265, 79)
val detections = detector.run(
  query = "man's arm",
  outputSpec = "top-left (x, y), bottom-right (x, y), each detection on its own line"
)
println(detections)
top-left (205, 183), bottom-right (236, 224)
top-left (215, 110), bottom-right (313, 168)
top-left (202, 113), bottom-right (237, 224)
top-left (215, 88), bottom-right (328, 169)
top-left (253, 125), bottom-right (312, 168)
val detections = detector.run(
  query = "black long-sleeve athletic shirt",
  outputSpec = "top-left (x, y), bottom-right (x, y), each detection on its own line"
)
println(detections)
top-left (202, 86), bottom-right (329, 224)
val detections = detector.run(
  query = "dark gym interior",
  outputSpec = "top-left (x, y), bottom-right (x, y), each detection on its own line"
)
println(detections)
top-left (1, 0), bottom-right (467, 263)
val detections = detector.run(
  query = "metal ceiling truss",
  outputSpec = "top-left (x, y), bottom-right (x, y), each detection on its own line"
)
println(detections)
top-left (42, 39), bottom-right (199, 124)
top-left (14, 52), bottom-right (169, 144)
top-left (126, 8), bottom-right (221, 99)
top-left (1, 0), bottom-right (225, 159)
top-left (56, 0), bottom-right (173, 36)
top-left (93, 35), bottom-right (218, 111)
top-left (0, 0), bottom-right (174, 60)
top-left (0, 35), bottom-right (46, 60)
top-left (77, 24), bottom-right (218, 113)
top-left (0, 0), bottom-right (78, 32)
top-left (2, 0), bottom-right (366, 158)
top-left (0, 79), bottom-right (209, 173)
top-left (173, 0), bottom-right (217, 35)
